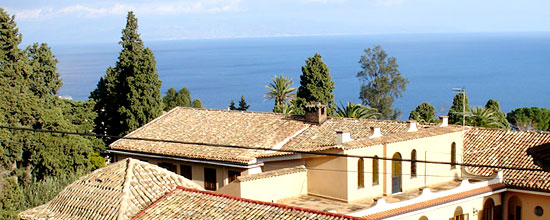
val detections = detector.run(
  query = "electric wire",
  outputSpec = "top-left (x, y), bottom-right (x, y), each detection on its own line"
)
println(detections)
top-left (0, 125), bottom-right (545, 172)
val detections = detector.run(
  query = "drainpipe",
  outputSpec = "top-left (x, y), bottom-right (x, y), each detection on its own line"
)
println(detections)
top-left (383, 142), bottom-right (387, 196)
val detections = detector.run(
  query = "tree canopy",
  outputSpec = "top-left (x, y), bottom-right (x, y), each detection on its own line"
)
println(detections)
top-left (409, 102), bottom-right (437, 123)
top-left (163, 87), bottom-right (202, 110)
top-left (237, 96), bottom-right (250, 111)
top-left (357, 45), bottom-right (408, 120)
top-left (265, 74), bottom-right (296, 112)
top-left (0, 8), bottom-right (102, 217)
top-left (507, 107), bottom-right (550, 131)
top-left (484, 99), bottom-right (510, 129)
top-left (91, 11), bottom-right (163, 138)
top-left (295, 53), bottom-right (335, 114)
top-left (335, 102), bottom-right (379, 119)
top-left (448, 93), bottom-right (470, 125)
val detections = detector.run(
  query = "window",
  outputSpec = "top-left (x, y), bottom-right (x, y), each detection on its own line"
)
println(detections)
top-left (411, 149), bottom-right (417, 178)
top-left (358, 158), bottom-right (365, 188)
top-left (482, 198), bottom-right (495, 220)
top-left (450, 206), bottom-right (467, 220)
top-left (228, 170), bottom-right (240, 183)
top-left (180, 165), bottom-right (192, 180)
top-left (158, 162), bottom-right (176, 173)
top-left (204, 168), bottom-right (217, 190)
top-left (373, 156), bottom-right (379, 185)
top-left (451, 142), bottom-right (457, 169)
top-left (534, 206), bottom-right (543, 217)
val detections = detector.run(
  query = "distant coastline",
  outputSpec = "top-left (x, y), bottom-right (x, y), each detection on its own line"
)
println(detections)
top-left (53, 33), bottom-right (550, 119)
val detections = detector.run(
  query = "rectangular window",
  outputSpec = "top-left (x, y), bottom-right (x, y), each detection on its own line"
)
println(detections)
top-left (158, 162), bottom-right (176, 173)
top-left (180, 165), bottom-right (192, 180)
top-left (373, 156), bottom-right (379, 185)
top-left (228, 170), bottom-right (240, 183)
top-left (204, 168), bottom-right (217, 190)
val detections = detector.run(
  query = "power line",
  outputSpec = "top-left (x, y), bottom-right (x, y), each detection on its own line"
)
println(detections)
top-left (0, 125), bottom-right (545, 172)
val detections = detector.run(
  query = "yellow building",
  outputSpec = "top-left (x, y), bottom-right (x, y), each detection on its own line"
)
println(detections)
top-left (106, 106), bottom-right (550, 219)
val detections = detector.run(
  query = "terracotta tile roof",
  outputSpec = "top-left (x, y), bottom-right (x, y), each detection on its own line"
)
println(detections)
top-left (131, 186), bottom-right (365, 220)
top-left (362, 183), bottom-right (506, 219)
top-left (236, 165), bottom-right (306, 182)
top-left (110, 108), bottom-right (446, 163)
top-left (19, 158), bottom-right (202, 220)
top-left (464, 127), bottom-right (550, 191)
top-left (110, 107), bottom-right (311, 163)
top-left (341, 126), bottom-right (463, 150)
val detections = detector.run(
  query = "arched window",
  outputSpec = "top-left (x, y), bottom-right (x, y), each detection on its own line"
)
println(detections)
top-left (411, 149), bottom-right (417, 178)
top-left (392, 152), bottom-right (402, 194)
top-left (358, 158), bottom-right (364, 188)
top-left (482, 198), bottom-right (495, 220)
top-left (452, 206), bottom-right (466, 220)
top-left (373, 156), bottom-right (379, 185)
top-left (508, 196), bottom-right (522, 220)
top-left (451, 142), bottom-right (457, 169)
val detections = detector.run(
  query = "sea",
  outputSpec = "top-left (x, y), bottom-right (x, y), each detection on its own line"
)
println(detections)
top-left (51, 33), bottom-right (550, 120)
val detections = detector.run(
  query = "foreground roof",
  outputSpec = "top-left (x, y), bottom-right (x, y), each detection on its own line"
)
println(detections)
top-left (131, 186), bottom-right (364, 220)
top-left (19, 158), bottom-right (202, 220)
top-left (110, 107), bottom-right (445, 164)
top-left (464, 127), bottom-right (550, 191)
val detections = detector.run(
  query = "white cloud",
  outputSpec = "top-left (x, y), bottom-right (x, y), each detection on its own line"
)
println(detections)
top-left (13, 0), bottom-right (242, 20)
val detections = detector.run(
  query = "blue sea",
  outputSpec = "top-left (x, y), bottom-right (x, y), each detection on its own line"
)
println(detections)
top-left (51, 33), bottom-right (550, 120)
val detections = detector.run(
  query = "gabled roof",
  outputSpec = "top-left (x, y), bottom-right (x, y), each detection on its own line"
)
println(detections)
top-left (131, 186), bottom-right (364, 220)
top-left (19, 158), bottom-right (202, 220)
top-left (110, 107), bottom-right (445, 163)
top-left (464, 127), bottom-right (550, 191)
top-left (110, 107), bottom-right (311, 163)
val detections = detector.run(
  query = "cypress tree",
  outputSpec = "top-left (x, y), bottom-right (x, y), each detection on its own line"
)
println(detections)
top-left (485, 99), bottom-right (510, 129)
top-left (91, 11), bottom-right (163, 138)
top-left (237, 96), bottom-right (250, 111)
top-left (295, 53), bottom-right (335, 114)
top-left (448, 93), bottom-right (470, 125)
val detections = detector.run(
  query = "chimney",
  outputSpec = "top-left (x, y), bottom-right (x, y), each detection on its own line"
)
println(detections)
top-left (439, 116), bottom-right (449, 127)
top-left (369, 127), bottom-right (382, 138)
top-left (407, 120), bottom-right (418, 132)
top-left (304, 103), bottom-right (327, 124)
top-left (336, 131), bottom-right (352, 145)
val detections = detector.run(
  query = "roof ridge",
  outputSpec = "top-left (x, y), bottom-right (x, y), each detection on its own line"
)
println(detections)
top-left (467, 126), bottom-right (550, 134)
top-left (175, 186), bottom-right (364, 220)
top-left (117, 158), bottom-right (134, 220)
top-left (174, 106), bottom-right (296, 117)
top-left (130, 187), bottom-right (179, 220)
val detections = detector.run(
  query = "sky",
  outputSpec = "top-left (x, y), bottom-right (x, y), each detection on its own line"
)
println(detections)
top-left (3, 0), bottom-right (550, 45)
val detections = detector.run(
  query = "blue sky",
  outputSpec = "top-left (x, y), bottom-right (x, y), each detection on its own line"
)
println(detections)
top-left (4, 0), bottom-right (550, 44)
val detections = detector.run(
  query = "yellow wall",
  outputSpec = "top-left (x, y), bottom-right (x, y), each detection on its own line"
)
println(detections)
top-left (217, 170), bottom-right (308, 202)
top-left (397, 194), bottom-right (501, 220)
top-left (305, 155), bottom-right (349, 201)
top-left (503, 191), bottom-right (550, 220)
top-left (343, 131), bottom-right (463, 201)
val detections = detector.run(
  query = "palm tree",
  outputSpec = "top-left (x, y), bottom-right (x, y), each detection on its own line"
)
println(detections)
top-left (265, 74), bottom-right (296, 108)
top-left (467, 106), bottom-right (506, 129)
top-left (335, 102), bottom-right (380, 119)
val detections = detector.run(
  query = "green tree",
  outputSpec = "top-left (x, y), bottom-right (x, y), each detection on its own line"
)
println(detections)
top-left (507, 107), bottom-right (550, 131)
top-left (265, 74), bottom-right (296, 111)
top-left (295, 53), bottom-right (335, 114)
top-left (448, 93), bottom-right (470, 125)
top-left (273, 102), bottom-right (295, 114)
top-left (163, 87), bottom-right (195, 111)
top-left (237, 96), bottom-right (250, 111)
top-left (467, 106), bottom-right (507, 129)
top-left (229, 100), bottom-right (236, 110)
top-left (192, 99), bottom-right (203, 108)
top-left (484, 99), bottom-right (510, 129)
top-left (91, 11), bottom-right (163, 138)
top-left (25, 43), bottom-right (62, 99)
top-left (357, 45), bottom-right (408, 120)
top-left (335, 102), bottom-right (380, 119)
top-left (409, 102), bottom-right (437, 123)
